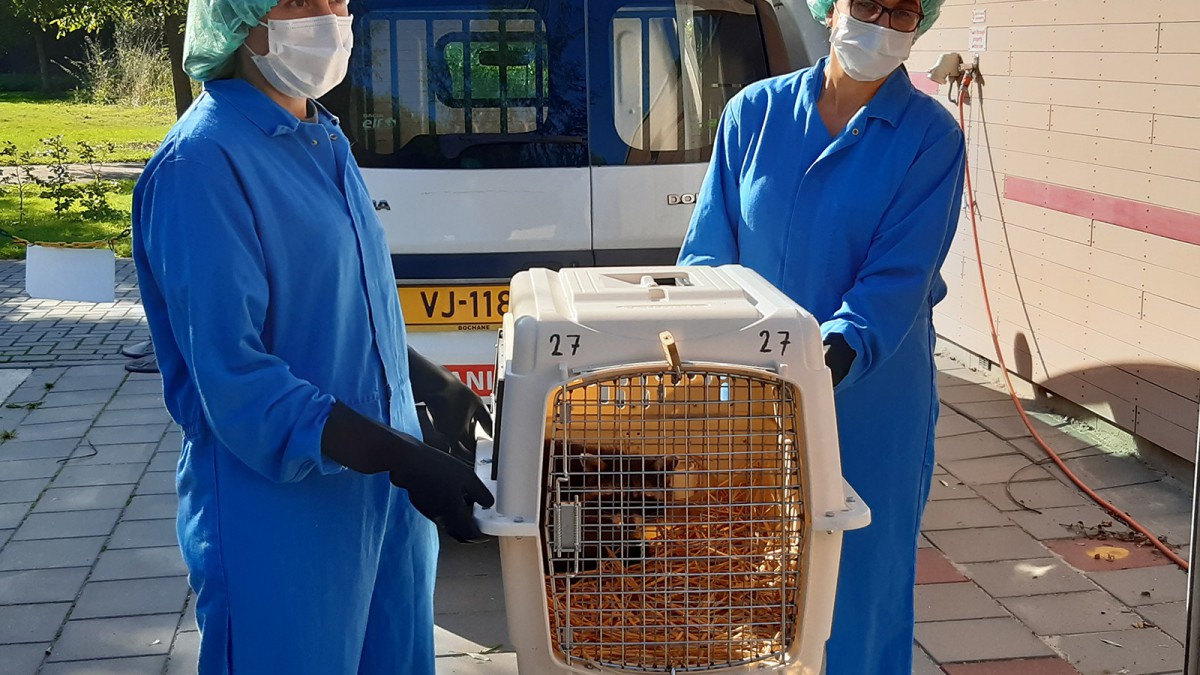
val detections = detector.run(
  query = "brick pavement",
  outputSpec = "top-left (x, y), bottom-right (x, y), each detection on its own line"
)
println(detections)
top-left (0, 261), bottom-right (147, 369)
top-left (0, 269), bottom-right (1189, 674)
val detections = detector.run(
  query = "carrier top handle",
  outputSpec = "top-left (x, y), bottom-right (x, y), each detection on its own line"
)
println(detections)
top-left (659, 331), bottom-right (682, 377)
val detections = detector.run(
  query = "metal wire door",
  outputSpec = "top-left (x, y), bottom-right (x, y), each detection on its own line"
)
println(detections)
top-left (541, 364), bottom-right (808, 672)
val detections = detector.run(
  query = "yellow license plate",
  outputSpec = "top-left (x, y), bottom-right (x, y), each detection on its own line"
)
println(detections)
top-left (398, 285), bottom-right (509, 331)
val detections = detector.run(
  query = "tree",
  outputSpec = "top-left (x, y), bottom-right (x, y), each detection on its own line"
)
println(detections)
top-left (11, 0), bottom-right (193, 116)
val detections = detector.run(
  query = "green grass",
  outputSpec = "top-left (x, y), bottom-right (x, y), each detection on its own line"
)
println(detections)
top-left (0, 180), bottom-right (134, 259)
top-left (0, 92), bottom-right (172, 165)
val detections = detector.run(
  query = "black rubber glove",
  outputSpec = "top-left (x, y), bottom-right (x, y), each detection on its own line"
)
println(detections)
top-left (407, 347), bottom-right (493, 456)
top-left (322, 401), bottom-right (495, 543)
top-left (823, 333), bottom-right (857, 388)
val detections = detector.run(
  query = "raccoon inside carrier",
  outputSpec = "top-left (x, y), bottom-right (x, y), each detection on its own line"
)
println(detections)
top-left (473, 266), bottom-right (869, 675)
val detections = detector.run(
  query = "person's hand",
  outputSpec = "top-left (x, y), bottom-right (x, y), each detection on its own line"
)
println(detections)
top-left (322, 402), bottom-right (495, 542)
top-left (408, 348), bottom-right (493, 457)
top-left (823, 333), bottom-right (857, 388)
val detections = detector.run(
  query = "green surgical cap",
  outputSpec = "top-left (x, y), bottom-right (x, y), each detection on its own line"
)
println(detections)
top-left (183, 0), bottom-right (278, 81)
top-left (806, 0), bottom-right (944, 36)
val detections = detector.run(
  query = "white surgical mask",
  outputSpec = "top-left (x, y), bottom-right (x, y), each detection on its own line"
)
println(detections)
top-left (250, 15), bottom-right (354, 100)
top-left (828, 11), bottom-right (915, 82)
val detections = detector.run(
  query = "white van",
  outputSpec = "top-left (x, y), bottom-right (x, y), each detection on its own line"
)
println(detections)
top-left (322, 0), bottom-right (828, 396)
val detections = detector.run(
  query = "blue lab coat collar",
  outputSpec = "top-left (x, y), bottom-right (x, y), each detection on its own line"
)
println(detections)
top-left (203, 78), bottom-right (341, 137)
top-left (806, 56), bottom-right (915, 128)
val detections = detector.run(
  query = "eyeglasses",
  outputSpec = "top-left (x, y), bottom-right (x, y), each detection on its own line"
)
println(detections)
top-left (847, 0), bottom-right (924, 34)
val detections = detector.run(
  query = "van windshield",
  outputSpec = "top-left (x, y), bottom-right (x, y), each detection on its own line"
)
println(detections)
top-left (335, 0), bottom-right (772, 169)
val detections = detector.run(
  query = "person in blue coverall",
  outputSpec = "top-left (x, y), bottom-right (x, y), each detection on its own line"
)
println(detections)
top-left (678, 0), bottom-right (961, 672)
top-left (132, 0), bottom-right (495, 672)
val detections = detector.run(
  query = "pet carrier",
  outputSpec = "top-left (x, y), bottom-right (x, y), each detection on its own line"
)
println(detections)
top-left (473, 265), bottom-right (869, 674)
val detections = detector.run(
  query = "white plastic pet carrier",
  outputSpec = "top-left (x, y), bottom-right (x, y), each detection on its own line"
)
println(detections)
top-left (473, 265), bottom-right (869, 674)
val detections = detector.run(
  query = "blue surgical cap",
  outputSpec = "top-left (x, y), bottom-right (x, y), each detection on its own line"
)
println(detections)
top-left (183, 0), bottom-right (278, 81)
top-left (807, 0), bottom-right (944, 36)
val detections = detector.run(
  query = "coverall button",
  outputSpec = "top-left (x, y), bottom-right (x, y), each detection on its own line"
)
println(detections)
top-left (852, 128), bottom-right (860, 136)
top-left (311, 139), bottom-right (319, 146)
top-left (330, 134), bottom-right (339, 141)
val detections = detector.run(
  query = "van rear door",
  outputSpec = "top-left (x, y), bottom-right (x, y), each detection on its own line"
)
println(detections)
top-left (585, 0), bottom-right (788, 264)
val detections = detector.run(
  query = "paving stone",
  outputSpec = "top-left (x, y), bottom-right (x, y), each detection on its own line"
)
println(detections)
top-left (104, 395), bottom-right (166, 412)
top-left (1009, 434), bottom-right (1102, 462)
top-left (135, 471), bottom-right (176, 496)
top-left (0, 567), bottom-right (89, 604)
top-left (118, 380), bottom-right (163, 397)
top-left (912, 646), bottom-right (942, 675)
top-left (51, 464), bottom-right (144, 488)
top-left (166, 630), bottom-right (199, 675)
top-left (148, 452), bottom-right (180, 473)
top-left (0, 439), bottom-right (78, 461)
top-left (961, 557), bottom-right (1095, 598)
top-left (915, 617), bottom-right (1054, 662)
top-left (0, 537), bottom-right (105, 571)
top-left (0, 601), bottom-right (70, 645)
top-left (50, 373), bottom-right (127, 393)
top-left (915, 582), bottom-right (1009, 622)
top-left (935, 431), bottom-right (1018, 462)
top-left (39, 391), bottom-right (113, 409)
top-left (13, 421), bottom-right (91, 442)
top-left (14, 509), bottom-right (121, 541)
top-left (922, 498), bottom-right (1013, 531)
top-left (0, 458), bottom-right (60, 481)
top-left (926, 527), bottom-right (1050, 564)
top-left (1136, 602), bottom-right (1184, 643)
top-left (952, 399), bottom-right (1036, 420)
top-left (33, 485), bottom-right (134, 513)
top-left (94, 408), bottom-right (171, 428)
top-left (1089, 566), bottom-right (1187, 607)
top-left (0, 530), bottom-right (11, 548)
top-left (1047, 455), bottom-right (1164, 491)
top-left (124, 494), bottom-right (178, 521)
top-left (1095, 481), bottom-right (1193, 546)
top-left (109, 519), bottom-right (177, 550)
top-left (940, 658), bottom-right (1082, 674)
top-left (927, 476), bottom-right (974, 501)
top-left (976, 416), bottom-right (1037, 440)
top-left (66, 442), bottom-right (156, 466)
top-left (916, 548), bottom-right (968, 584)
top-left (72, 577), bottom-right (190, 620)
top-left (434, 609), bottom-right (511, 655)
top-left (47, 614), bottom-right (177, 661)
top-left (21, 404), bottom-right (104, 425)
top-left (1000, 591), bottom-right (1139, 636)
top-left (181, 594), bottom-right (196, 632)
top-left (90, 547), bottom-right (187, 581)
top-left (434, 652), bottom-right (519, 675)
top-left (1045, 539), bottom-right (1175, 573)
top-left (940, 385), bottom-right (1011, 404)
top-left (941, 454), bottom-right (1053, 486)
top-left (437, 536), bottom-right (501, 578)
top-left (0, 503), bottom-right (27, 530)
top-left (433, 574), bottom-right (506, 616)
top-left (87, 425), bottom-right (167, 446)
top-left (0, 478), bottom-right (49, 504)
top-left (1047, 627), bottom-right (1183, 675)
top-left (40, 656), bottom-right (169, 675)
top-left (0, 643), bottom-right (50, 675)
top-left (1008, 505), bottom-right (1131, 541)
top-left (62, 366), bottom-right (124, 378)
top-left (936, 415), bottom-right (986, 438)
top-left (974, 480), bottom-right (1090, 513)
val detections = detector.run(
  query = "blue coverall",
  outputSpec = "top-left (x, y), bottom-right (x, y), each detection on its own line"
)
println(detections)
top-left (132, 78), bottom-right (438, 674)
top-left (679, 57), bottom-right (966, 674)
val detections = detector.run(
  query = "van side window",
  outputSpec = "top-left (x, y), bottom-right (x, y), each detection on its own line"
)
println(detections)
top-left (346, 4), bottom-right (587, 170)
top-left (602, 1), bottom-right (771, 166)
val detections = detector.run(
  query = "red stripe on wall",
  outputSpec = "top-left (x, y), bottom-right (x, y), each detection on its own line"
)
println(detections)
top-left (1004, 176), bottom-right (1200, 247)
top-left (909, 72), bottom-right (940, 95)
